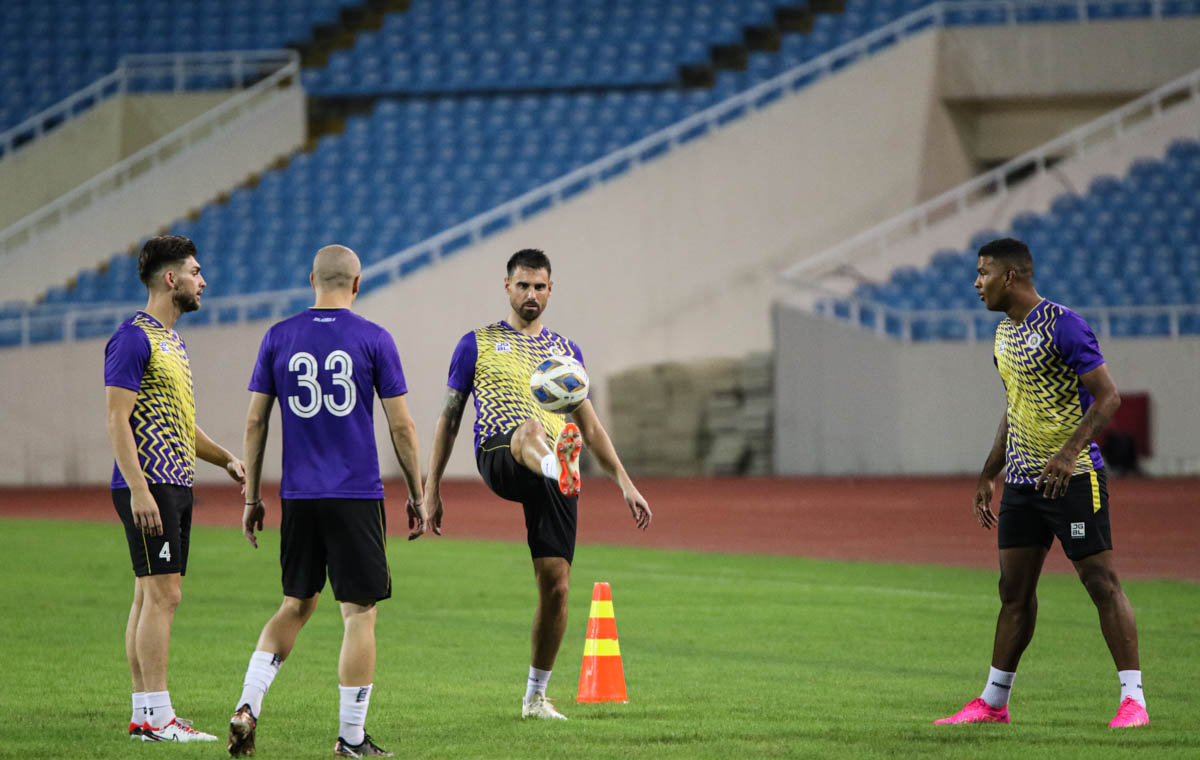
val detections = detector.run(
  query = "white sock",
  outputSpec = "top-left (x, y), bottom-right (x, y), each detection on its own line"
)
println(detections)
top-left (132, 692), bottom-right (147, 725)
top-left (338, 684), bottom-right (372, 746)
top-left (980, 667), bottom-right (1016, 708)
top-left (1118, 670), bottom-right (1146, 708)
top-left (525, 666), bottom-right (552, 703)
top-left (144, 690), bottom-right (175, 729)
top-left (237, 651), bottom-right (283, 717)
top-left (539, 453), bottom-right (560, 480)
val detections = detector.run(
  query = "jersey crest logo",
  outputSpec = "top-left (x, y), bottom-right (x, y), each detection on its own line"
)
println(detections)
top-left (159, 341), bottom-right (172, 354)
top-left (1026, 333), bottom-right (1043, 349)
top-left (495, 341), bottom-right (512, 353)
top-left (997, 338), bottom-right (1006, 355)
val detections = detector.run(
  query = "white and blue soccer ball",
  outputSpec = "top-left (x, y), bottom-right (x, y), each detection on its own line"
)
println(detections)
top-left (529, 355), bottom-right (589, 414)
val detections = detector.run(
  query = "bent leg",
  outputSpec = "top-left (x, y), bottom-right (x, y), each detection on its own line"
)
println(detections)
top-left (257, 594), bottom-right (320, 660)
top-left (511, 419), bottom-right (553, 476)
top-left (1073, 550), bottom-right (1139, 670)
top-left (531, 557), bottom-right (571, 671)
top-left (992, 546), bottom-right (1048, 672)
top-left (136, 573), bottom-right (182, 693)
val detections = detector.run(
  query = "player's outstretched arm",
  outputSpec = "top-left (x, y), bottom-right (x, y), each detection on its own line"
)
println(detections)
top-left (571, 399), bottom-right (651, 531)
top-left (1036, 363), bottom-right (1120, 499)
top-left (973, 412), bottom-right (1007, 530)
top-left (106, 385), bottom-right (163, 536)
top-left (239, 392), bottom-right (274, 548)
top-left (423, 388), bottom-right (467, 536)
top-left (381, 394), bottom-right (427, 540)
top-left (196, 423), bottom-right (246, 487)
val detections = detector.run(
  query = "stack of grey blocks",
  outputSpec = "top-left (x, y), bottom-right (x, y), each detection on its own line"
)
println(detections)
top-left (607, 352), bottom-right (773, 476)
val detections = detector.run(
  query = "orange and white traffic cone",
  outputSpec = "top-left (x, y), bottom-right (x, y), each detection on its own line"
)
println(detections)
top-left (577, 581), bottom-right (628, 703)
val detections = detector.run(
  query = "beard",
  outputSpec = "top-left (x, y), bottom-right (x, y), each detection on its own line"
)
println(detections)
top-left (173, 290), bottom-right (201, 313)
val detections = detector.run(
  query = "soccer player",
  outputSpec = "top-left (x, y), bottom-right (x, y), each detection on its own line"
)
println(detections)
top-left (423, 248), bottom-right (652, 720)
top-left (936, 238), bottom-right (1148, 728)
top-left (104, 235), bottom-right (246, 743)
top-left (227, 245), bottom-right (425, 758)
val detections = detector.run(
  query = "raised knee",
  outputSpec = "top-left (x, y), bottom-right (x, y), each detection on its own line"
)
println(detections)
top-left (515, 419), bottom-right (546, 442)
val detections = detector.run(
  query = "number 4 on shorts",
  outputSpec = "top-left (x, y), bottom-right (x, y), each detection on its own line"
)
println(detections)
top-left (158, 542), bottom-right (171, 562)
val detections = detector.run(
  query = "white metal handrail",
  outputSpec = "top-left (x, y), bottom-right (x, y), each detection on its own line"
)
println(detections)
top-left (0, 51), bottom-right (300, 258)
top-left (0, 50), bottom-right (296, 160)
top-left (782, 63), bottom-right (1200, 282)
top-left (809, 289), bottom-right (1200, 341)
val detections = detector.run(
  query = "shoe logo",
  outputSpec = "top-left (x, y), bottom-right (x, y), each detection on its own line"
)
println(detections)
top-left (356, 687), bottom-right (369, 703)
top-left (495, 341), bottom-right (512, 353)
top-left (990, 681), bottom-right (1011, 690)
top-left (1071, 522), bottom-right (1086, 538)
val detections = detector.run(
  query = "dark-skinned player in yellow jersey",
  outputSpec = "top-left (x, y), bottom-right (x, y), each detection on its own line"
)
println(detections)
top-left (936, 238), bottom-right (1147, 728)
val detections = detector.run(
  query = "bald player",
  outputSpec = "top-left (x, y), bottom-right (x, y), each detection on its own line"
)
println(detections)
top-left (227, 246), bottom-right (425, 758)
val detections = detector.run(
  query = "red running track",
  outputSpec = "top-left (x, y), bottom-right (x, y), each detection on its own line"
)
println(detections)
top-left (1, 476), bottom-right (1196, 581)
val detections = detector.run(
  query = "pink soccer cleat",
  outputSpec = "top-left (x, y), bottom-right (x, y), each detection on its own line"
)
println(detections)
top-left (554, 423), bottom-right (582, 497)
top-left (1108, 697), bottom-right (1149, 727)
top-left (934, 698), bottom-right (1011, 725)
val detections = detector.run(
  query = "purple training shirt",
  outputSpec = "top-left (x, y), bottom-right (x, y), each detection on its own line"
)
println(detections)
top-left (249, 308), bottom-right (407, 499)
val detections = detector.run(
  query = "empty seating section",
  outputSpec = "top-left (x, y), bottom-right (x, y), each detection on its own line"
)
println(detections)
top-left (5, 0), bottom-right (1200, 348)
top-left (828, 140), bottom-right (1200, 340)
top-left (0, 0), bottom-right (361, 133)
top-left (22, 87), bottom-right (731, 333)
top-left (303, 0), bottom-right (792, 94)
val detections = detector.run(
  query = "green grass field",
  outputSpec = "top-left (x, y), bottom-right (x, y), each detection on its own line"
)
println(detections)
top-left (1, 518), bottom-right (1197, 759)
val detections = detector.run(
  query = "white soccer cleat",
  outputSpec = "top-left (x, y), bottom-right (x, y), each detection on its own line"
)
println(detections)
top-left (522, 692), bottom-right (567, 721)
top-left (141, 717), bottom-right (218, 742)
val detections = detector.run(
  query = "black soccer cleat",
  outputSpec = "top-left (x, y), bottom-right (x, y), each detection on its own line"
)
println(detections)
top-left (333, 733), bottom-right (394, 758)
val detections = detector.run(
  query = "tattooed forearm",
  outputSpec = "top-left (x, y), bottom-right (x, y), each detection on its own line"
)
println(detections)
top-left (442, 389), bottom-right (466, 435)
top-left (1068, 406), bottom-right (1113, 454)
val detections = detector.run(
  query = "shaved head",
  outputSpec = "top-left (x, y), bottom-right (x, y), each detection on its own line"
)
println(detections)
top-left (312, 245), bottom-right (361, 292)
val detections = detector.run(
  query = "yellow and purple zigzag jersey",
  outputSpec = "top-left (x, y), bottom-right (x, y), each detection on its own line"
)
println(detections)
top-left (993, 299), bottom-right (1106, 485)
top-left (447, 321), bottom-right (585, 451)
top-left (104, 311), bottom-right (196, 489)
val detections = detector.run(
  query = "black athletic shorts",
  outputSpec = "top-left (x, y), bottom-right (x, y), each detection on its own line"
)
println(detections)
top-left (280, 498), bottom-right (391, 603)
top-left (113, 484), bottom-right (193, 577)
top-left (477, 429), bottom-right (578, 564)
top-left (998, 468), bottom-right (1112, 561)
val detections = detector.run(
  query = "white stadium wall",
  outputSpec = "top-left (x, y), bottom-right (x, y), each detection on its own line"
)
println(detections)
top-left (0, 87), bottom-right (306, 304)
top-left (773, 304), bottom-right (1200, 476)
top-left (0, 92), bottom-right (230, 230)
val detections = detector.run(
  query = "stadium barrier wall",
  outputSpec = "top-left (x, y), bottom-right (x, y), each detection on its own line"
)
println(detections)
top-left (0, 53), bottom-right (304, 306)
top-left (0, 93), bottom-right (229, 231)
top-left (773, 301), bottom-right (1200, 476)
